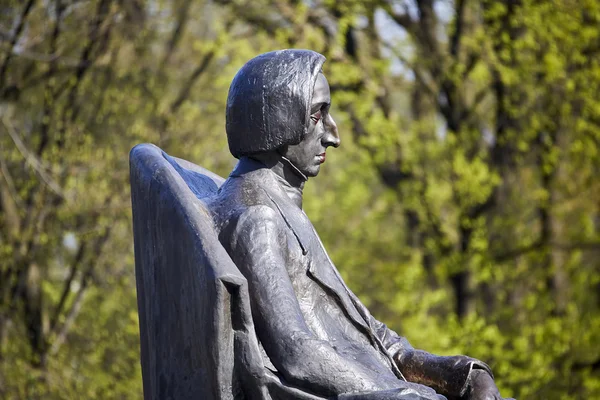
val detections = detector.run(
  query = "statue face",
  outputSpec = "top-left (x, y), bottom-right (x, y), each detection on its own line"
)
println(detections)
top-left (283, 73), bottom-right (340, 177)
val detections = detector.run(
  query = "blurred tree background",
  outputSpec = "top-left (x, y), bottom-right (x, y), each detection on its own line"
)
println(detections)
top-left (1, 0), bottom-right (599, 398)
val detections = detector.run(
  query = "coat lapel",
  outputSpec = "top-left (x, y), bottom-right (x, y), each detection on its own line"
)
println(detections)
top-left (259, 179), bottom-right (371, 333)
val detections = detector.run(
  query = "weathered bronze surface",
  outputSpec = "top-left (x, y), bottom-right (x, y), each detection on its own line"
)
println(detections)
top-left (130, 50), bottom-right (513, 400)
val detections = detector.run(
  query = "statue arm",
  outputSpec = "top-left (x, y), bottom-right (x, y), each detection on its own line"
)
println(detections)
top-left (379, 320), bottom-right (492, 398)
top-left (349, 291), bottom-right (493, 399)
top-left (228, 206), bottom-right (412, 396)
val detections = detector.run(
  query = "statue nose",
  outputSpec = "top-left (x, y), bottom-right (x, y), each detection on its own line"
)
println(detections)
top-left (324, 116), bottom-right (340, 148)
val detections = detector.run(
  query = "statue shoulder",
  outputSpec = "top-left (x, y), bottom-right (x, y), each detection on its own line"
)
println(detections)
top-left (211, 173), bottom-right (290, 248)
top-left (234, 204), bottom-right (283, 231)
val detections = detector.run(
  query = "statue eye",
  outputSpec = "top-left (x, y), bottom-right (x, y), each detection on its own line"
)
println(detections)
top-left (311, 111), bottom-right (322, 123)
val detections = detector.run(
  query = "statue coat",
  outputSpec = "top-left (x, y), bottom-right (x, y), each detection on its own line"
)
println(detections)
top-left (208, 156), bottom-right (492, 400)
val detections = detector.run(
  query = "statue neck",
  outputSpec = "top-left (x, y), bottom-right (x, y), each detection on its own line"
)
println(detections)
top-left (250, 152), bottom-right (306, 208)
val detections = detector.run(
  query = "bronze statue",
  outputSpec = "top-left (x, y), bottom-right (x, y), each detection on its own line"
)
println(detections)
top-left (130, 50), bottom-right (513, 400)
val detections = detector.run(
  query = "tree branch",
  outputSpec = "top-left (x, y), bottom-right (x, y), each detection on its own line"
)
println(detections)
top-left (170, 50), bottom-right (215, 113)
top-left (37, 0), bottom-right (64, 156)
top-left (450, 0), bottom-right (466, 57)
top-left (49, 228), bottom-right (111, 356)
top-left (3, 117), bottom-right (65, 198)
top-left (0, 0), bottom-right (37, 88)
top-left (381, 1), bottom-right (415, 34)
top-left (48, 241), bottom-right (87, 335)
top-left (159, 0), bottom-right (192, 70)
top-left (459, 86), bottom-right (490, 124)
top-left (48, 274), bottom-right (87, 356)
top-left (58, 0), bottom-right (114, 148)
top-left (0, 152), bottom-right (23, 223)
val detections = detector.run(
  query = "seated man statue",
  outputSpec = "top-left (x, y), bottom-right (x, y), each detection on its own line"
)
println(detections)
top-left (130, 49), bottom-right (513, 400)
top-left (206, 50), bottom-right (510, 400)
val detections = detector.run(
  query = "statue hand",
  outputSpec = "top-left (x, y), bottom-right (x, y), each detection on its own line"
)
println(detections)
top-left (466, 369), bottom-right (515, 400)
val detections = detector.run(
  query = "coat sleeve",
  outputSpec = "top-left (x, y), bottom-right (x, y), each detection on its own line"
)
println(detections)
top-left (346, 289), bottom-right (493, 399)
top-left (226, 205), bottom-right (440, 398)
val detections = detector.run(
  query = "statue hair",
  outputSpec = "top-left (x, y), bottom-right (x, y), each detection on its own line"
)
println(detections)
top-left (225, 49), bottom-right (326, 159)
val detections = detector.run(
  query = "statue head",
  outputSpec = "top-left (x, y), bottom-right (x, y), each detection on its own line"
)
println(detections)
top-left (226, 50), bottom-right (340, 177)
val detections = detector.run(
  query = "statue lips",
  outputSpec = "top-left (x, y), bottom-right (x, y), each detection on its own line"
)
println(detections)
top-left (318, 152), bottom-right (326, 163)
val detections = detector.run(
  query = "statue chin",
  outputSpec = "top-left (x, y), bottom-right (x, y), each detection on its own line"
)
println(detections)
top-left (305, 166), bottom-right (321, 178)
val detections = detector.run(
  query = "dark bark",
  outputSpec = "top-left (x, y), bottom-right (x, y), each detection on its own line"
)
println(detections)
top-left (0, 0), bottom-right (37, 88)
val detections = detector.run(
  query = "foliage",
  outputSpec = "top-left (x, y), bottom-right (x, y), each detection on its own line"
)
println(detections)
top-left (1, 0), bottom-right (599, 398)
